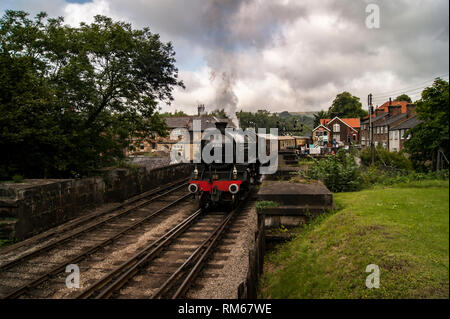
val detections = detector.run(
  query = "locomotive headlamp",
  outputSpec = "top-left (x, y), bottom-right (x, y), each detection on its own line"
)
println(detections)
top-left (188, 183), bottom-right (199, 194)
top-left (229, 183), bottom-right (239, 194)
top-left (193, 165), bottom-right (198, 179)
top-left (232, 166), bottom-right (237, 180)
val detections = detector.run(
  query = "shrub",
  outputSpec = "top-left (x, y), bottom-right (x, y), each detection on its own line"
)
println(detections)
top-left (360, 147), bottom-right (413, 171)
top-left (12, 174), bottom-right (24, 183)
top-left (360, 166), bottom-right (448, 187)
top-left (256, 201), bottom-right (280, 211)
top-left (303, 150), bottom-right (362, 192)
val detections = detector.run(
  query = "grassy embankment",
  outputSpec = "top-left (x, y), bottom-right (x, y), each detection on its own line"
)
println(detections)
top-left (259, 180), bottom-right (449, 298)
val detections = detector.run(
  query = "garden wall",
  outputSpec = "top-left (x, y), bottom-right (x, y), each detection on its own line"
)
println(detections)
top-left (0, 163), bottom-right (191, 240)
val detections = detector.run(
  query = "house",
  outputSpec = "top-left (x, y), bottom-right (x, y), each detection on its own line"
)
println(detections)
top-left (312, 117), bottom-right (360, 146)
top-left (312, 124), bottom-right (330, 146)
top-left (360, 100), bottom-right (416, 150)
top-left (127, 105), bottom-right (235, 159)
top-left (389, 115), bottom-right (422, 152)
top-left (360, 110), bottom-right (388, 147)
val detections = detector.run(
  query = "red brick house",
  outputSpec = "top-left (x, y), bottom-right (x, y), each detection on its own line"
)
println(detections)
top-left (312, 117), bottom-right (360, 146)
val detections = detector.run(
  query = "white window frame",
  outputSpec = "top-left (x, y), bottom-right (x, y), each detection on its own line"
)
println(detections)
top-left (333, 123), bottom-right (340, 133)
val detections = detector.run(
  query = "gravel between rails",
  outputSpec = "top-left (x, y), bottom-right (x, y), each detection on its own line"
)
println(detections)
top-left (186, 202), bottom-right (258, 299)
top-left (28, 200), bottom-right (199, 299)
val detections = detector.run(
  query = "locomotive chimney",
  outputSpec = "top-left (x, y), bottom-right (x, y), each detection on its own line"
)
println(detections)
top-left (215, 121), bottom-right (228, 135)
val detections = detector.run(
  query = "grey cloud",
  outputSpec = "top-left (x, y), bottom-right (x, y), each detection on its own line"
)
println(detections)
top-left (1, 0), bottom-right (448, 112)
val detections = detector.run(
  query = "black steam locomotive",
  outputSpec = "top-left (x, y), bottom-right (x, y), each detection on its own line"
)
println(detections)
top-left (188, 121), bottom-right (269, 209)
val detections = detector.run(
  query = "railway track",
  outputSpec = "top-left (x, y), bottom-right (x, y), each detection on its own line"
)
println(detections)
top-left (75, 196), bottom-right (251, 299)
top-left (0, 178), bottom-right (194, 299)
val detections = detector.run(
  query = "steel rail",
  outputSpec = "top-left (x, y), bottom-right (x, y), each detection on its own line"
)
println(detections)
top-left (1, 193), bottom-right (193, 299)
top-left (150, 209), bottom-right (236, 299)
top-left (76, 209), bottom-right (203, 299)
top-left (0, 181), bottom-right (188, 272)
top-left (171, 209), bottom-right (237, 298)
top-left (0, 178), bottom-right (188, 256)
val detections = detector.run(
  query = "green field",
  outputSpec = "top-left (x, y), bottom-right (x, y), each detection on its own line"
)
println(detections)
top-left (259, 180), bottom-right (449, 299)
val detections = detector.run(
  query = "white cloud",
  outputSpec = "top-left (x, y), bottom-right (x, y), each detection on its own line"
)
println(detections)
top-left (2, 0), bottom-right (449, 114)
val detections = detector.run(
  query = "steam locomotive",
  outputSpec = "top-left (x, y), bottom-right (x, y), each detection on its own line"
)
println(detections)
top-left (188, 121), bottom-right (268, 209)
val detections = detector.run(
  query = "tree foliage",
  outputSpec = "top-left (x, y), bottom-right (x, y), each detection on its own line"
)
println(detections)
top-left (328, 92), bottom-right (368, 119)
top-left (237, 110), bottom-right (313, 135)
top-left (313, 110), bottom-right (328, 128)
top-left (394, 94), bottom-right (412, 103)
top-left (0, 11), bottom-right (184, 179)
top-left (404, 78), bottom-right (449, 171)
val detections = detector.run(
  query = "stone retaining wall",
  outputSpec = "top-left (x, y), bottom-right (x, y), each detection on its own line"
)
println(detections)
top-left (237, 212), bottom-right (265, 299)
top-left (0, 163), bottom-right (191, 240)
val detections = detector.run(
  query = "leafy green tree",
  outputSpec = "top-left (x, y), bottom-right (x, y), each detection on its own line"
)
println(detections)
top-left (328, 92), bottom-right (368, 119)
top-left (394, 94), bottom-right (412, 103)
top-left (0, 11), bottom-right (184, 179)
top-left (236, 111), bottom-right (313, 135)
top-left (404, 78), bottom-right (449, 171)
top-left (313, 110), bottom-right (329, 128)
top-left (209, 108), bottom-right (229, 119)
top-left (160, 110), bottom-right (188, 117)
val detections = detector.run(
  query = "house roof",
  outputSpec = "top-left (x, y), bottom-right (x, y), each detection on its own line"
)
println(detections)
top-left (320, 117), bottom-right (360, 128)
top-left (165, 117), bottom-right (191, 128)
top-left (361, 112), bottom-right (388, 124)
top-left (363, 100), bottom-right (410, 120)
top-left (374, 112), bottom-right (408, 127)
top-left (377, 100), bottom-right (409, 114)
top-left (391, 115), bottom-right (422, 130)
top-left (165, 115), bottom-right (235, 131)
top-left (278, 136), bottom-right (296, 140)
top-left (312, 124), bottom-right (331, 132)
top-left (320, 116), bottom-right (361, 128)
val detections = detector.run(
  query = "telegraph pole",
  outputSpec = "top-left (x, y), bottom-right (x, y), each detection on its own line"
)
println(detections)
top-left (368, 93), bottom-right (375, 164)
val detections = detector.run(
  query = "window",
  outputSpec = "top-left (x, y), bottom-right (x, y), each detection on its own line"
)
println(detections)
top-left (333, 134), bottom-right (340, 142)
top-left (394, 131), bottom-right (398, 140)
top-left (353, 134), bottom-right (357, 141)
top-left (385, 126), bottom-right (388, 133)
top-left (400, 129), bottom-right (405, 139)
top-left (389, 131), bottom-right (393, 140)
top-left (140, 144), bottom-right (145, 150)
top-left (333, 124), bottom-right (340, 132)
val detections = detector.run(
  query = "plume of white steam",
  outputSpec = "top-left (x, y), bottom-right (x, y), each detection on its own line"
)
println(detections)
top-left (204, 0), bottom-right (245, 128)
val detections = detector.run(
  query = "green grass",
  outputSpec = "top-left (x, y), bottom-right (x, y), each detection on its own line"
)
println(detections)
top-left (259, 180), bottom-right (449, 299)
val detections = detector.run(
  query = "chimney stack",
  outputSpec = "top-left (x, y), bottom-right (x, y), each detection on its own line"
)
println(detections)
top-left (375, 108), bottom-right (385, 117)
top-left (198, 104), bottom-right (206, 116)
top-left (388, 105), bottom-right (402, 117)
top-left (406, 103), bottom-right (416, 118)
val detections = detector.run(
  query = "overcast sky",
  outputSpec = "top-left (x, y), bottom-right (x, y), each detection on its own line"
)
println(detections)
top-left (1, 0), bottom-right (449, 115)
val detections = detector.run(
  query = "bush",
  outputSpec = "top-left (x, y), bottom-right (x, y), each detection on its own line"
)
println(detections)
top-left (360, 166), bottom-right (448, 187)
top-left (303, 150), bottom-right (362, 192)
top-left (360, 146), bottom-right (413, 171)
top-left (12, 174), bottom-right (24, 183)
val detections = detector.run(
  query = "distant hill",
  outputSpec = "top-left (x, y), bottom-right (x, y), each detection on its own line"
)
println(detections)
top-left (288, 111), bottom-right (317, 117)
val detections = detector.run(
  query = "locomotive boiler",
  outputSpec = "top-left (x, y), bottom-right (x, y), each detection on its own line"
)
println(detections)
top-left (188, 121), bottom-right (267, 210)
